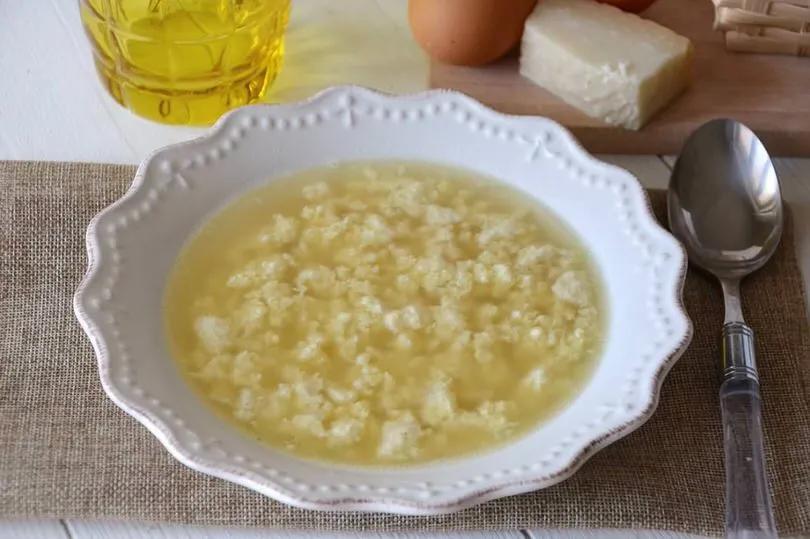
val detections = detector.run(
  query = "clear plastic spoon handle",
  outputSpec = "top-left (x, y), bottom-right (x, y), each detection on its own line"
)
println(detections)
top-left (721, 322), bottom-right (777, 539)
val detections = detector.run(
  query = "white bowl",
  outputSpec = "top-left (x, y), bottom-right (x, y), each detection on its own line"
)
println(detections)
top-left (74, 86), bottom-right (692, 514)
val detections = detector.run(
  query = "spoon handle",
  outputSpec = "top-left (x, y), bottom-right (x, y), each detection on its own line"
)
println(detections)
top-left (721, 322), bottom-right (777, 539)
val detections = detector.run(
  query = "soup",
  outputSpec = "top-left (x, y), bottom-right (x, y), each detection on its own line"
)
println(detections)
top-left (165, 161), bottom-right (604, 465)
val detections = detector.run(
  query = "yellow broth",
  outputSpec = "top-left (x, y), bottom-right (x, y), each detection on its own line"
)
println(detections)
top-left (165, 161), bottom-right (604, 465)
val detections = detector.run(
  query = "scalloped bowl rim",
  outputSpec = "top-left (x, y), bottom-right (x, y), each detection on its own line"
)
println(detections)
top-left (74, 86), bottom-right (692, 514)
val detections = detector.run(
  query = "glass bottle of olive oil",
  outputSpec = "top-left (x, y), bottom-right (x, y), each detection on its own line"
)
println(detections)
top-left (79, 0), bottom-right (291, 125)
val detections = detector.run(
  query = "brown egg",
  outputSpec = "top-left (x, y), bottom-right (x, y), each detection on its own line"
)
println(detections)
top-left (409, 0), bottom-right (537, 66)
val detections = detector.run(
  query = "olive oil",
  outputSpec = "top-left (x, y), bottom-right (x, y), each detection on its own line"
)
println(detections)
top-left (79, 0), bottom-right (290, 125)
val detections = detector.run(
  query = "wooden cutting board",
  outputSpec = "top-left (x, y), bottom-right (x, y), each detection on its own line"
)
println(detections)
top-left (429, 0), bottom-right (810, 156)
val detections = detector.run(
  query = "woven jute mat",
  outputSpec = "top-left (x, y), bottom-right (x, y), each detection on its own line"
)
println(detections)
top-left (1, 161), bottom-right (808, 536)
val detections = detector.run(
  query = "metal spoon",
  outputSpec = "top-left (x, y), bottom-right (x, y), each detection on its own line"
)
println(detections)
top-left (668, 119), bottom-right (781, 539)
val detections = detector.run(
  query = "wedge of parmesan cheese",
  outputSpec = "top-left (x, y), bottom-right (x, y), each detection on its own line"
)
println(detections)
top-left (520, 0), bottom-right (693, 130)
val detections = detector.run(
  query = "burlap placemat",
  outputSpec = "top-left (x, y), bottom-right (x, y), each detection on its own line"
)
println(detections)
top-left (1, 161), bottom-right (808, 536)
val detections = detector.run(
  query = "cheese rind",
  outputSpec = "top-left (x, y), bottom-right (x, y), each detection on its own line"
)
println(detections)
top-left (520, 0), bottom-right (693, 130)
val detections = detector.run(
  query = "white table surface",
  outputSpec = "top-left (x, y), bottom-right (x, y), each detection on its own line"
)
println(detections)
top-left (1, 1), bottom-right (808, 538)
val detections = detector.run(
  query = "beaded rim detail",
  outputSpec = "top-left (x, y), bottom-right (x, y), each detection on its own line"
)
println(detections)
top-left (74, 86), bottom-right (692, 514)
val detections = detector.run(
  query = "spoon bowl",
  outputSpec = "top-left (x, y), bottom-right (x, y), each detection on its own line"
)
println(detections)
top-left (668, 119), bottom-right (783, 281)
